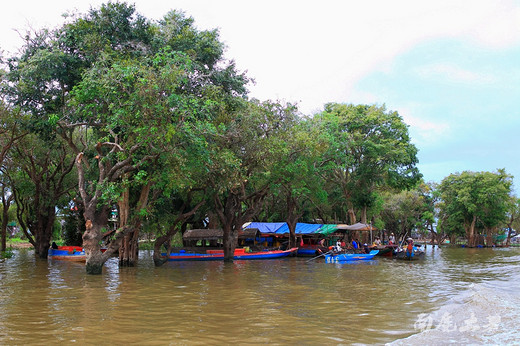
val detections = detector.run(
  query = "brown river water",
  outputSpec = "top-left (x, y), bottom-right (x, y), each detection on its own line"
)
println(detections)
top-left (1, 246), bottom-right (519, 345)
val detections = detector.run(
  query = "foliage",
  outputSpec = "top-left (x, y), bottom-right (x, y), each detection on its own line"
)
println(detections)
top-left (311, 103), bottom-right (421, 223)
top-left (438, 170), bottom-right (513, 246)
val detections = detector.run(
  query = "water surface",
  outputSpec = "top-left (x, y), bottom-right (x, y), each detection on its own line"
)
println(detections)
top-left (1, 246), bottom-right (519, 345)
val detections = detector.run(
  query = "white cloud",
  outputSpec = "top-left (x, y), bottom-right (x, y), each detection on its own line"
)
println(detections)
top-left (413, 63), bottom-right (498, 85)
top-left (399, 106), bottom-right (451, 146)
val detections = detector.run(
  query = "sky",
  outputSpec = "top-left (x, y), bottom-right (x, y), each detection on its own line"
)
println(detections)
top-left (1, 0), bottom-right (520, 188)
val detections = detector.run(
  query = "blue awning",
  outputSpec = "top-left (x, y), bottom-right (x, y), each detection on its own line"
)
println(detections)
top-left (244, 222), bottom-right (286, 234)
top-left (275, 223), bottom-right (323, 235)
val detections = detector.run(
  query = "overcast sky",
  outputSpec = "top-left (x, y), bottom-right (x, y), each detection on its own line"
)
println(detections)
top-left (2, 0), bottom-right (519, 188)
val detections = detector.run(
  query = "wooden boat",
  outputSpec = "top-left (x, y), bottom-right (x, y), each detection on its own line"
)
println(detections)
top-left (325, 250), bottom-right (379, 263)
top-left (48, 246), bottom-right (86, 261)
top-left (394, 248), bottom-right (424, 261)
top-left (374, 245), bottom-right (397, 257)
top-left (165, 247), bottom-right (298, 261)
top-left (297, 245), bottom-right (329, 256)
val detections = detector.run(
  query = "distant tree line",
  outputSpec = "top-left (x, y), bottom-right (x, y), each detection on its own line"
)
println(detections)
top-left (0, 3), bottom-right (517, 271)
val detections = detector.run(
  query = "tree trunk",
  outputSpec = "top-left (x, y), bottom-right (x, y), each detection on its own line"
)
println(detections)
top-left (153, 231), bottom-right (176, 267)
top-left (360, 205), bottom-right (367, 224)
top-left (152, 199), bottom-right (204, 267)
top-left (285, 194), bottom-right (300, 249)
top-left (467, 215), bottom-right (477, 247)
top-left (0, 191), bottom-right (12, 252)
top-left (0, 223), bottom-right (5, 252)
top-left (222, 222), bottom-right (237, 262)
top-left (118, 186), bottom-right (133, 266)
top-left (34, 208), bottom-right (56, 259)
top-left (506, 225), bottom-right (513, 246)
top-left (83, 217), bottom-right (105, 274)
top-left (347, 208), bottom-right (356, 225)
top-left (485, 227), bottom-right (495, 247)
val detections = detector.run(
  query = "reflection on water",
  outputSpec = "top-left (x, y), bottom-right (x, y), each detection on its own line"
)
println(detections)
top-left (1, 247), bottom-right (519, 344)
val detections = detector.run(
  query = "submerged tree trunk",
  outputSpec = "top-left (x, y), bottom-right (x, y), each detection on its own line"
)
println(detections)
top-left (34, 208), bottom-right (57, 259)
top-left (285, 193), bottom-right (301, 249)
top-left (485, 227), bottom-right (495, 247)
top-left (506, 225), bottom-right (514, 247)
top-left (152, 198), bottom-right (204, 267)
top-left (119, 183), bottom-right (152, 266)
top-left (466, 215), bottom-right (477, 247)
top-left (222, 222), bottom-right (237, 262)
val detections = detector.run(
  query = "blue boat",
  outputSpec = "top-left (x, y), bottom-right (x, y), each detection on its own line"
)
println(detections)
top-left (325, 250), bottom-right (379, 263)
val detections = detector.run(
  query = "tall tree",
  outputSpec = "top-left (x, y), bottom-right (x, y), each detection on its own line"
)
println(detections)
top-left (8, 134), bottom-right (75, 257)
top-left (438, 170), bottom-right (512, 247)
top-left (313, 103), bottom-right (421, 224)
top-left (205, 100), bottom-right (285, 261)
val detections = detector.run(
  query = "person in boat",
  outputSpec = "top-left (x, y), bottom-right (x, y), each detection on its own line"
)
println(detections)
top-left (406, 238), bottom-right (414, 257)
top-left (319, 238), bottom-right (326, 247)
top-left (373, 236), bottom-right (381, 247)
top-left (389, 233), bottom-right (396, 245)
top-left (335, 240), bottom-right (343, 253)
top-left (51, 241), bottom-right (59, 249)
top-left (351, 239), bottom-right (359, 250)
top-left (363, 243), bottom-right (370, 254)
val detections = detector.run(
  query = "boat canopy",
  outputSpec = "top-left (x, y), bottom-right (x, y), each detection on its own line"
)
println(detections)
top-left (337, 222), bottom-right (377, 231)
top-left (244, 222), bottom-right (349, 236)
top-left (275, 223), bottom-right (323, 235)
top-left (245, 222), bottom-right (286, 234)
top-left (315, 224), bottom-right (338, 236)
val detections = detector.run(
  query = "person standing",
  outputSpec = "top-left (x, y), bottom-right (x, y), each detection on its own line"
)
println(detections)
top-left (389, 233), bottom-right (396, 245)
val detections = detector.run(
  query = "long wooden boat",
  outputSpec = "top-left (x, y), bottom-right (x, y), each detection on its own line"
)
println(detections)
top-left (165, 247), bottom-right (298, 261)
top-left (325, 250), bottom-right (379, 263)
top-left (48, 246), bottom-right (86, 261)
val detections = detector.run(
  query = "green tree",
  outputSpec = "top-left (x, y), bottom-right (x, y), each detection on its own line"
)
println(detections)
top-left (205, 99), bottom-right (286, 261)
top-left (438, 170), bottom-right (513, 247)
top-left (4, 3), bottom-right (249, 272)
top-left (313, 103), bottom-right (421, 225)
top-left (267, 109), bottom-right (329, 247)
top-left (7, 133), bottom-right (75, 258)
top-left (380, 188), bottom-right (429, 244)
top-left (504, 197), bottom-right (520, 246)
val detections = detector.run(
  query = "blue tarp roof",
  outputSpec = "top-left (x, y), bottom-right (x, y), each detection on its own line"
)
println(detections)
top-left (245, 222), bottom-right (286, 234)
top-left (275, 223), bottom-right (323, 235)
top-left (245, 222), bottom-right (325, 235)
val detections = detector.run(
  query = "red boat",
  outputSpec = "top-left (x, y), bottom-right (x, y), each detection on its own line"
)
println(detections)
top-left (165, 247), bottom-right (298, 261)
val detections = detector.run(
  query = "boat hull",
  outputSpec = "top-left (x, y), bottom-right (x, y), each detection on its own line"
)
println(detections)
top-left (394, 250), bottom-right (425, 260)
top-left (166, 248), bottom-right (298, 261)
top-left (325, 250), bottom-right (379, 263)
top-left (49, 246), bottom-right (86, 261)
top-left (374, 245), bottom-right (397, 257)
